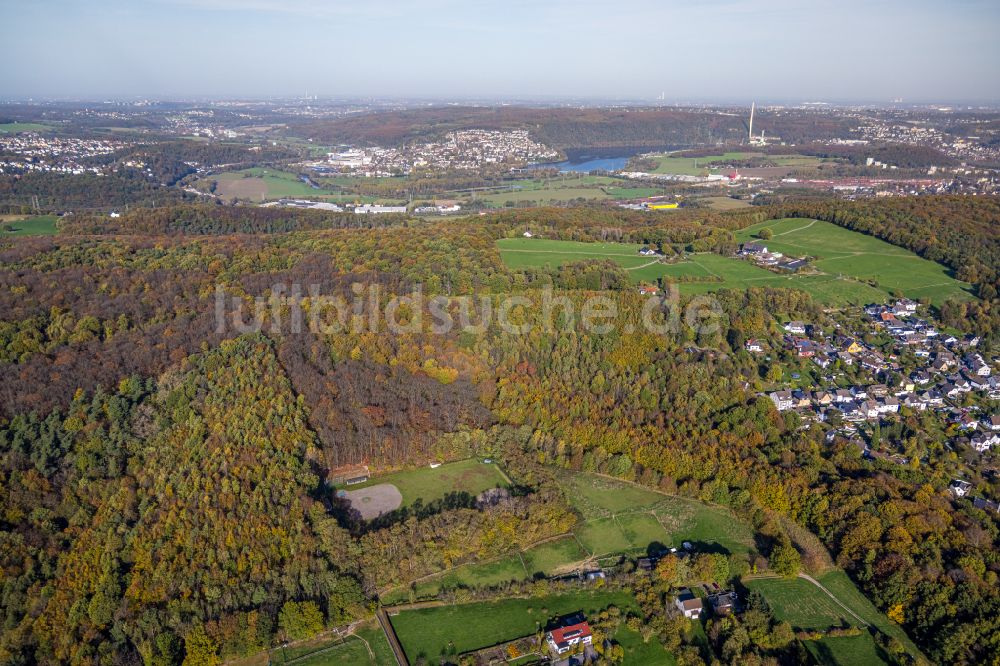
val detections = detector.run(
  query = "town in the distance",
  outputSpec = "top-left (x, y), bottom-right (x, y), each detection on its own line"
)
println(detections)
top-left (2, 2), bottom-right (1000, 664)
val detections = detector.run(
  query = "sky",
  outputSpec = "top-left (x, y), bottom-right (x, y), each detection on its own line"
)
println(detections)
top-left (2, 0), bottom-right (999, 103)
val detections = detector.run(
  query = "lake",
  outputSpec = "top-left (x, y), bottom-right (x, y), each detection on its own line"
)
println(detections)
top-left (529, 145), bottom-right (684, 173)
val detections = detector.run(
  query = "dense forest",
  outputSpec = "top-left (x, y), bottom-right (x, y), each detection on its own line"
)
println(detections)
top-left (0, 196), bottom-right (998, 664)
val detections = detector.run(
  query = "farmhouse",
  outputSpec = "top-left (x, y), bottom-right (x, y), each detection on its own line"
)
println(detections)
top-left (546, 620), bottom-right (593, 655)
top-left (740, 241), bottom-right (767, 255)
top-left (674, 589), bottom-right (703, 619)
top-left (638, 246), bottom-right (658, 256)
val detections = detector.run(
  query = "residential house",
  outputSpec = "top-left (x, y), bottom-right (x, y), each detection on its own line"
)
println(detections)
top-left (783, 321), bottom-right (807, 335)
top-left (674, 589), bottom-right (704, 619)
top-left (709, 591), bottom-right (738, 617)
top-left (546, 621), bottom-right (593, 655)
top-left (745, 339), bottom-right (765, 353)
top-left (950, 479), bottom-right (972, 498)
top-left (769, 390), bottom-right (794, 411)
top-left (970, 432), bottom-right (999, 453)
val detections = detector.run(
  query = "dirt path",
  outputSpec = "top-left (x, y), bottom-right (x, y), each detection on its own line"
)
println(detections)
top-left (773, 219), bottom-right (816, 236)
top-left (626, 258), bottom-right (664, 271)
top-left (376, 608), bottom-right (409, 666)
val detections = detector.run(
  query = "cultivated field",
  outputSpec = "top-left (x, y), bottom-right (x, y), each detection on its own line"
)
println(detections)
top-left (342, 458), bottom-right (509, 509)
top-left (0, 215), bottom-right (59, 236)
top-left (735, 218), bottom-right (974, 305)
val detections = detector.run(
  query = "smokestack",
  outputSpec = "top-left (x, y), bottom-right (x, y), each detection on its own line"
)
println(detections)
top-left (749, 102), bottom-right (755, 142)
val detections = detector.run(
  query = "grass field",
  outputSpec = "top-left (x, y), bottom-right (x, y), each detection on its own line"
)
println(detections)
top-left (381, 471), bottom-right (755, 603)
top-left (644, 152), bottom-right (826, 176)
top-left (266, 620), bottom-right (394, 665)
top-left (804, 633), bottom-right (891, 666)
top-left (744, 577), bottom-right (856, 630)
top-left (736, 218), bottom-right (974, 305)
top-left (207, 168), bottom-right (326, 201)
top-left (557, 472), bottom-right (756, 557)
top-left (342, 458), bottom-right (509, 508)
top-left (816, 571), bottom-right (923, 657)
top-left (390, 589), bottom-right (641, 663)
top-left (699, 195), bottom-right (752, 210)
top-left (522, 536), bottom-right (588, 576)
top-left (745, 573), bottom-right (925, 665)
top-left (0, 215), bottom-right (59, 236)
top-left (497, 237), bottom-right (673, 283)
top-left (499, 223), bottom-right (971, 305)
top-left (0, 122), bottom-right (52, 133)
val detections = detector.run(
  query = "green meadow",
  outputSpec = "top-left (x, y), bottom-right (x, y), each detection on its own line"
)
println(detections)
top-left (381, 471), bottom-right (755, 603)
top-left (1, 215), bottom-right (59, 237)
top-left (736, 218), bottom-right (974, 304)
top-left (390, 589), bottom-right (643, 663)
top-left (498, 219), bottom-right (973, 305)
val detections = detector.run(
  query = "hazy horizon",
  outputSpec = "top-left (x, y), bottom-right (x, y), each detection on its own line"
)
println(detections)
top-left (3, 0), bottom-right (999, 103)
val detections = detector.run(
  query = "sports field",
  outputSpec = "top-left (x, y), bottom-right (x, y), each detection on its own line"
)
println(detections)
top-left (735, 218), bottom-right (974, 305)
top-left (390, 589), bottom-right (644, 663)
top-left (341, 458), bottom-right (509, 509)
top-left (0, 215), bottom-right (59, 236)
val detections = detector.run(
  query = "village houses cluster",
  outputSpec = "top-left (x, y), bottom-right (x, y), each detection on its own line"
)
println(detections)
top-left (0, 133), bottom-right (126, 175)
top-left (761, 299), bottom-right (998, 459)
top-left (314, 129), bottom-right (559, 177)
